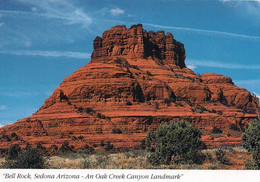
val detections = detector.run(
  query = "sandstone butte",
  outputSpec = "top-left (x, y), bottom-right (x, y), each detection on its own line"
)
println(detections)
top-left (0, 24), bottom-right (259, 151)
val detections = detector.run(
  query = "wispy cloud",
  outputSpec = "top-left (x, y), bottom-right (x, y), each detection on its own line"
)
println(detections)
top-left (254, 93), bottom-right (260, 99)
top-left (110, 8), bottom-right (125, 16)
top-left (234, 79), bottom-right (260, 85)
top-left (103, 19), bottom-right (260, 41)
top-left (0, 91), bottom-right (40, 97)
top-left (0, 105), bottom-right (7, 110)
top-left (31, 7), bottom-right (37, 12)
top-left (2, 0), bottom-right (92, 27)
top-left (0, 0), bottom-right (94, 49)
top-left (0, 50), bottom-right (91, 59)
top-left (220, 0), bottom-right (260, 21)
top-left (234, 79), bottom-right (260, 99)
top-left (186, 64), bottom-right (197, 70)
top-left (143, 23), bottom-right (260, 41)
top-left (0, 86), bottom-right (56, 98)
top-left (186, 59), bottom-right (260, 69)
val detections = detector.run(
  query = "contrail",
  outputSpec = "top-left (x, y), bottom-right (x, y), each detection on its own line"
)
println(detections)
top-left (143, 23), bottom-right (260, 41)
top-left (186, 59), bottom-right (260, 69)
top-left (0, 50), bottom-right (91, 59)
top-left (104, 19), bottom-right (260, 41)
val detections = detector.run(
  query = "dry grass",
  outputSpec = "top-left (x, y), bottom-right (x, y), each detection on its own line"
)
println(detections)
top-left (0, 157), bottom-right (5, 168)
top-left (0, 147), bottom-right (252, 169)
top-left (47, 150), bottom-right (147, 169)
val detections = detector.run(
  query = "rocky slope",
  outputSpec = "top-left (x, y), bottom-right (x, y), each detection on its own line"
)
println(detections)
top-left (0, 24), bottom-right (258, 150)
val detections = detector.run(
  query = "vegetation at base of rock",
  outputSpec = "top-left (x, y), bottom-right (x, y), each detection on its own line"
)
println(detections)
top-left (242, 116), bottom-right (260, 169)
top-left (7, 144), bottom-right (21, 160)
top-left (0, 145), bottom-right (252, 169)
top-left (77, 145), bottom-right (94, 155)
top-left (60, 141), bottom-right (75, 153)
top-left (146, 120), bottom-right (203, 165)
top-left (104, 141), bottom-right (114, 151)
top-left (215, 146), bottom-right (231, 165)
top-left (3, 148), bottom-right (46, 169)
top-left (244, 158), bottom-right (259, 170)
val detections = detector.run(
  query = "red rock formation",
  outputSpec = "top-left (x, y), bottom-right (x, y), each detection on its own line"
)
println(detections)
top-left (0, 24), bottom-right (258, 150)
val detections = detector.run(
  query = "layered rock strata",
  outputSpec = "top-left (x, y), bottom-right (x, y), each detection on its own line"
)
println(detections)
top-left (0, 24), bottom-right (258, 150)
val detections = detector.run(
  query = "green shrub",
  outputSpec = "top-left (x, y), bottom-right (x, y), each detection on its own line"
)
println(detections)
top-left (140, 140), bottom-right (146, 150)
top-left (215, 146), bottom-right (231, 165)
top-left (97, 113), bottom-right (106, 119)
top-left (36, 143), bottom-right (47, 154)
top-left (126, 101), bottom-right (132, 106)
top-left (60, 141), bottom-right (74, 153)
top-left (77, 107), bottom-right (84, 113)
top-left (1, 135), bottom-right (10, 141)
top-left (230, 124), bottom-right (240, 131)
top-left (85, 108), bottom-right (94, 114)
top-left (104, 141), bottom-right (114, 151)
top-left (146, 120), bottom-right (203, 165)
top-left (100, 141), bottom-right (105, 147)
top-left (244, 158), bottom-right (259, 170)
top-left (7, 144), bottom-right (21, 160)
top-left (3, 148), bottom-right (46, 169)
top-left (77, 145), bottom-right (94, 155)
top-left (146, 71), bottom-right (152, 76)
top-left (10, 133), bottom-right (19, 140)
top-left (94, 155), bottom-right (109, 168)
top-left (112, 128), bottom-right (122, 134)
top-left (163, 98), bottom-right (172, 106)
top-left (82, 158), bottom-right (91, 168)
top-left (242, 117), bottom-right (260, 169)
top-left (211, 126), bottom-right (222, 134)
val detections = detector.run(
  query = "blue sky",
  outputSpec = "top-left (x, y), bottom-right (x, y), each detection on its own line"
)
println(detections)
top-left (0, 0), bottom-right (260, 127)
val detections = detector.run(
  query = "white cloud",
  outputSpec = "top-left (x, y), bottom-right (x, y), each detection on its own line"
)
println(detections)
top-left (234, 79), bottom-right (260, 85)
top-left (144, 23), bottom-right (260, 41)
top-left (110, 8), bottom-right (125, 16)
top-left (220, 0), bottom-right (260, 21)
top-left (0, 105), bottom-right (7, 110)
top-left (244, 1), bottom-right (260, 18)
top-left (233, 79), bottom-right (260, 97)
top-left (0, 50), bottom-right (91, 59)
top-left (0, 123), bottom-right (4, 128)
top-left (31, 7), bottom-right (37, 12)
top-left (253, 92), bottom-right (260, 99)
top-left (186, 59), bottom-right (260, 69)
top-left (24, 40), bottom-right (32, 47)
top-left (2, 0), bottom-right (92, 27)
top-left (186, 64), bottom-right (197, 70)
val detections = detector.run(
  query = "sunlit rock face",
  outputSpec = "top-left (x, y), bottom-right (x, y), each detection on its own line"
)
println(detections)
top-left (0, 24), bottom-right (258, 150)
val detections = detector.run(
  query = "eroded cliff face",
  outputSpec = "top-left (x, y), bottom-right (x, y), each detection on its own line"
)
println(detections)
top-left (0, 24), bottom-right (258, 150)
top-left (91, 24), bottom-right (186, 68)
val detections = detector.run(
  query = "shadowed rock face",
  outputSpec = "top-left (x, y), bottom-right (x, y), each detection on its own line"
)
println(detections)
top-left (0, 24), bottom-right (258, 150)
